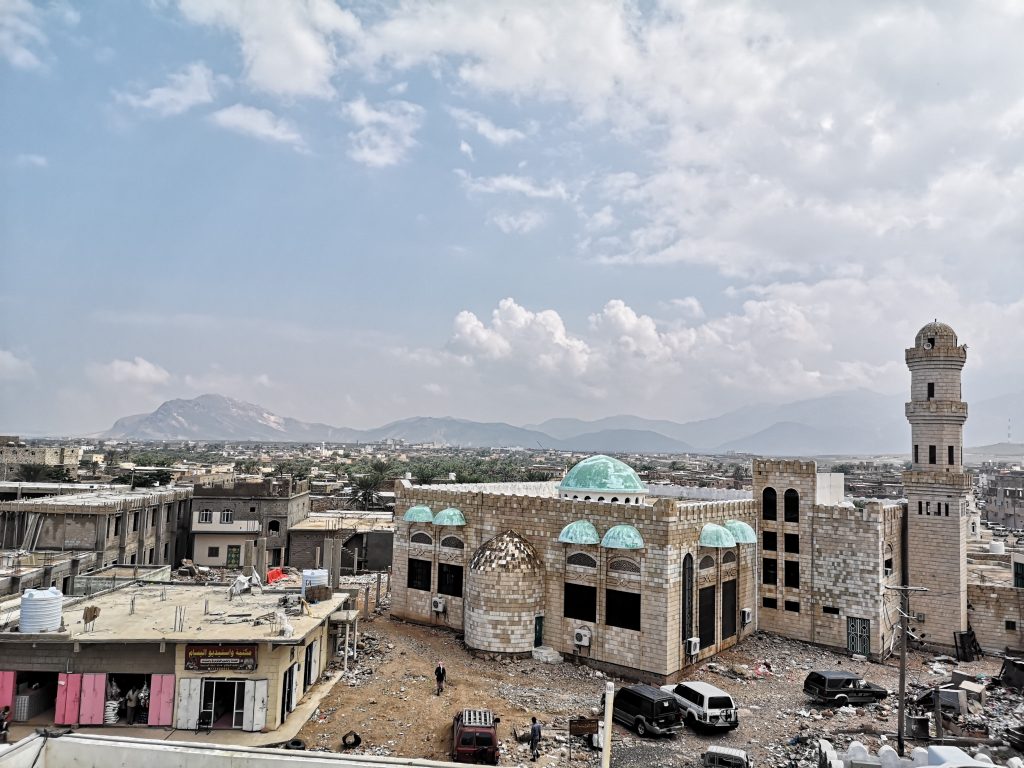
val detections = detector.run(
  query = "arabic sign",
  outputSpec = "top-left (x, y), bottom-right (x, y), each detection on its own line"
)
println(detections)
top-left (569, 717), bottom-right (600, 736)
top-left (184, 644), bottom-right (258, 671)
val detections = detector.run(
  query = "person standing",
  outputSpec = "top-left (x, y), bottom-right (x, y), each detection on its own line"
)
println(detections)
top-left (0, 705), bottom-right (10, 744)
top-left (529, 716), bottom-right (542, 762)
top-left (434, 661), bottom-right (446, 695)
top-left (125, 688), bottom-right (138, 725)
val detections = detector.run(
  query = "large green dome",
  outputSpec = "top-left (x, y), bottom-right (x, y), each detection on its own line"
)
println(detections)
top-left (559, 455), bottom-right (646, 494)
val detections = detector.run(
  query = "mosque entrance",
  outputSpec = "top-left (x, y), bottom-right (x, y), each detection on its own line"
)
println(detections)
top-left (698, 586), bottom-right (716, 648)
top-left (721, 580), bottom-right (737, 640)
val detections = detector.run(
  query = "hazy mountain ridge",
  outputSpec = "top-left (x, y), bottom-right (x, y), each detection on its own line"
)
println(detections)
top-left (103, 389), bottom-right (1022, 455)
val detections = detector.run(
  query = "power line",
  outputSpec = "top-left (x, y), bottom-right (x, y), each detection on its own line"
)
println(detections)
top-left (886, 584), bottom-right (928, 757)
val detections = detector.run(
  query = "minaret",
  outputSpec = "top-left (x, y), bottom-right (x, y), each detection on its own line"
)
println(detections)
top-left (903, 321), bottom-right (971, 647)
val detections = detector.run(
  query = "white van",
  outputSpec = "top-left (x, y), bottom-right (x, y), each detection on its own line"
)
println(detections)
top-left (660, 681), bottom-right (738, 729)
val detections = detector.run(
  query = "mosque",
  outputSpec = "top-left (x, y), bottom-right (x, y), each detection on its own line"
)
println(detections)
top-left (390, 322), bottom-right (985, 682)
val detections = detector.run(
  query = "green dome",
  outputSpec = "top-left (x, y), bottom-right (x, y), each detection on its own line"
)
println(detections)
top-left (403, 504), bottom-right (433, 523)
top-left (559, 455), bottom-right (646, 494)
top-left (433, 507), bottom-right (466, 526)
top-left (601, 524), bottom-right (644, 549)
top-left (558, 520), bottom-right (600, 545)
top-left (699, 523), bottom-right (737, 548)
top-left (724, 520), bottom-right (756, 545)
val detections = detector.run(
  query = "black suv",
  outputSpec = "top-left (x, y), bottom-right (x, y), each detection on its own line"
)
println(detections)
top-left (803, 671), bottom-right (888, 706)
top-left (604, 684), bottom-right (683, 737)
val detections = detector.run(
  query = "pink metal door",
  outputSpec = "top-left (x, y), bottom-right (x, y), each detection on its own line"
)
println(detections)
top-left (148, 674), bottom-right (175, 726)
top-left (0, 671), bottom-right (14, 713)
top-left (79, 673), bottom-right (106, 725)
top-left (55, 673), bottom-right (82, 725)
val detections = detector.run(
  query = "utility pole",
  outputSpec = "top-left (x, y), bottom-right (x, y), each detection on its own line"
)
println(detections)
top-left (887, 584), bottom-right (928, 756)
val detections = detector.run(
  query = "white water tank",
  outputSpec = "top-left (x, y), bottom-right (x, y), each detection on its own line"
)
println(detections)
top-left (990, 540), bottom-right (1006, 555)
top-left (20, 587), bottom-right (63, 633)
top-left (301, 569), bottom-right (328, 597)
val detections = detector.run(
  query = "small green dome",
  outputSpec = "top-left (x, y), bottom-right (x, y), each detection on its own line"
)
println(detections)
top-left (403, 504), bottom-right (433, 523)
top-left (601, 524), bottom-right (644, 549)
top-left (559, 455), bottom-right (646, 494)
top-left (433, 507), bottom-right (466, 526)
top-left (699, 523), bottom-right (737, 548)
top-left (724, 520), bottom-right (756, 545)
top-left (558, 520), bottom-right (600, 545)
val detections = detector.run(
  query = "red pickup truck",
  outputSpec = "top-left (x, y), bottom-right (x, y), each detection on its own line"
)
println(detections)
top-left (452, 708), bottom-right (500, 765)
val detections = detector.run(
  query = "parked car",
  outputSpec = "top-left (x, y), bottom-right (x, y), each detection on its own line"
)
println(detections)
top-left (603, 684), bottom-right (683, 737)
top-left (660, 681), bottom-right (739, 729)
top-left (803, 671), bottom-right (888, 706)
top-left (701, 746), bottom-right (753, 768)
top-left (453, 708), bottom-right (501, 765)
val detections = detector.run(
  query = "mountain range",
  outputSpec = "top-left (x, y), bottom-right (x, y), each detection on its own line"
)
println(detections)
top-left (103, 389), bottom-right (1023, 456)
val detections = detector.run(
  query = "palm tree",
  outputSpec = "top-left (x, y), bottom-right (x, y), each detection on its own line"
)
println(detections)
top-left (16, 463), bottom-right (50, 482)
top-left (346, 475), bottom-right (381, 509)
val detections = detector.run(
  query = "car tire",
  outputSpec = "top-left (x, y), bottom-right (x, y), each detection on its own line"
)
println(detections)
top-left (685, 712), bottom-right (696, 729)
top-left (835, 695), bottom-right (848, 707)
top-left (635, 719), bottom-right (647, 737)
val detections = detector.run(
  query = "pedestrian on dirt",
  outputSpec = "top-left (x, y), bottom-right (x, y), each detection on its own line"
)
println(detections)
top-left (0, 705), bottom-right (10, 744)
top-left (434, 661), bottom-right (446, 695)
top-left (529, 716), bottom-right (542, 761)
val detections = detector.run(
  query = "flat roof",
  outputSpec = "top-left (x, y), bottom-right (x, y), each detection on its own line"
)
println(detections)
top-left (0, 486), bottom-right (191, 512)
top-left (0, 583), bottom-right (346, 644)
top-left (290, 512), bottom-right (395, 532)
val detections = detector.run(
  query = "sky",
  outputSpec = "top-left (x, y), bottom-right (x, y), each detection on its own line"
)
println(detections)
top-left (2, 0), bottom-right (1024, 436)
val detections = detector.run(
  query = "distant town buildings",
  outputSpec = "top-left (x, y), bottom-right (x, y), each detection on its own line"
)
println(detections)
top-left (0, 436), bottom-right (82, 481)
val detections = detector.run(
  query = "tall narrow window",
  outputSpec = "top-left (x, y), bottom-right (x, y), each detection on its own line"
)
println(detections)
top-left (929, 445), bottom-right (936, 464)
top-left (948, 446), bottom-right (955, 465)
top-left (682, 554), bottom-right (694, 641)
top-left (784, 489), bottom-right (799, 522)
top-left (914, 445), bottom-right (919, 463)
top-left (762, 487), bottom-right (777, 520)
top-left (762, 558), bottom-right (777, 585)
top-left (784, 560), bottom-right (800, 589)
top-left (927, 382), bottom-right (935, 400)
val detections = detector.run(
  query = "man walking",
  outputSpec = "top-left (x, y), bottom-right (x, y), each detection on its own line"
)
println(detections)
top-left (529, 716), bottom-right (542, 761)
top-left (434, 661), bottom-right (446, 695)
top-left (0, 705), bottom-right (10, 744)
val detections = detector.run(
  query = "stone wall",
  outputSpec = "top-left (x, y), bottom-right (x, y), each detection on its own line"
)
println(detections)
top-left (392, 483), bottom-right (757, 681)
top-left (968, 583), bottom-right (1024, 652)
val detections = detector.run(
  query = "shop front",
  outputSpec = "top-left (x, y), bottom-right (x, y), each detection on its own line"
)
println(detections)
top-left (174, 644), bottom-right (268, 732)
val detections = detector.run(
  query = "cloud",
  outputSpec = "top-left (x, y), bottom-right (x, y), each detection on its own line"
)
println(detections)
top-left (447, 106), bottom-right (525, 145)
top-left (456, 170), bottom-right (570, 200)
top-left (115, 61), bottom-right (221, 116)
top-left (667, 297), bottom-right (705, 320)
top-left (14, 153), bottom-right (47, 168)
top-left (0, 349), bottom-right (34, 380)
top-left (209, 103), bottom-right (306, 150)
top-left (342, 97), bottom-right (424, 167)
top-left (175, 0), bottom-right (360, 98)
top-left (490, 209), bottom-right (545, 234)
top-left (88, 357), bottom-right (171, 386)
top-left (458, 140), bottom-right (474, 161)
top-left (0, 0), bottom-right (77, 70)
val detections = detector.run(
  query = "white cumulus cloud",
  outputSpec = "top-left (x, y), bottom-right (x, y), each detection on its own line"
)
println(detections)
top-left (342, 97), bottom-right (424, 167)
top-left (210, 104), bottom-right (306, 150)
top-left (115, 61), bottom-right (221, 116)
top-left (447, 107), bottom-right (525, 145)
top-left (490, 209), bottom-right (545, 234)
top-left (89, 357), bottom-right (171, 386)
top-left (0, 349), bottom-right (34, 380)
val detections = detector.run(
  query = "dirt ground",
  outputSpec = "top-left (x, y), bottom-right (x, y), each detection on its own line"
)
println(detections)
top-left (297, 612), bottom-right (1004, 768)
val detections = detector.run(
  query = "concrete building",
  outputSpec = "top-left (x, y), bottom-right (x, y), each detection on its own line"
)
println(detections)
top-left (191, 479), bottom-right (310, 568)
top-left (0, 582), bottom-right (346, 732)
top-left (0, 482), bottom-right (129, 503)
top-left (287, 511), bottom-right (394, 573)
top-left (985, 470), bottom-right (1024, 528)
top-left (0, 487), bottom-right (193, 568)
top-left (0, 550), bottom-right (101, 597)
top-left (0, 439), bottom-right (82, 482)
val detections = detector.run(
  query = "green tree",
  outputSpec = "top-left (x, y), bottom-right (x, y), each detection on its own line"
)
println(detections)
top-left (346, 474), bottom-right (382, 509)
top-left (16, 463), bottom-right (51, 482)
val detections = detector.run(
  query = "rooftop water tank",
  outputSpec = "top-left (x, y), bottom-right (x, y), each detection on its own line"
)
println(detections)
top-left (989, 540), bottom-right (1006, 555)
top-left (301, 569), bottom-right (328, 597)
top-left (20, 586), bottom-right (63, 633)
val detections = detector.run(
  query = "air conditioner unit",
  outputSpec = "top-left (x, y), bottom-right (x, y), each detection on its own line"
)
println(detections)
top-left (884, 568), bottom-right (893, 577)
top-left (685, 637), bottom-right (700, 656)
top-left (740, 608), bottom-right (752, 626)
top-left (431, 596), bottom-right (446, 613)
top-left (573, 627), bottom-right (592, 647)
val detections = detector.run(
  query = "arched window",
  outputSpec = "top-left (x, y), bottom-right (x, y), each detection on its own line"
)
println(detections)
top-left (611, 497), bottom-right (619, 503)
top-left (784, 489), bottom-right (799, 522)
top-left (682, 553), bottom-right (694, 641)
top-left (440, 536), bottom-right (464, 549)
top-left (567, 552), bottom-right (597, 568)
top-left (624, 497), bottom-right (631, 504)
top-left (722, 550), bottom-right (736, 564)
top-left (410, 531), bottom-right (433, 545)
top-left (267, 520), bottom-right (280, 534)
top-left (609, 558), bottom-right (641, 573)
top-left (597, 496), bottom-right (605, 502)
top-left (584, 496), bottom-right (591, 501)
top-left (699, 555), bottom-right (715, 570)
top-left (762, 487), bottom-right (777, 520)
top-left (573, 495), bottom-right (579, 500)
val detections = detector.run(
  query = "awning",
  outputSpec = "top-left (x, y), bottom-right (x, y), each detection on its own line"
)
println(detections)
top-left (557, 520), bottom-right (600, 545)
top-left (402, 505), bottom-right (433, 523)
top-left (601, 524), bottom-right (644, 549)
top-left (723, 520), bottom-right (756, 545)
top-left (433, 507), bottom-right (466, 526)
top-left (699, 523), bottom-right (737, 548)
